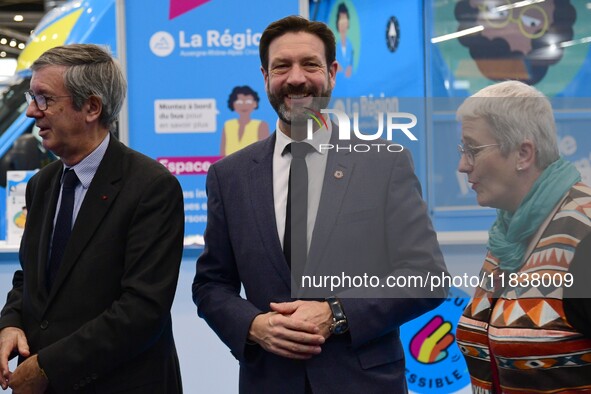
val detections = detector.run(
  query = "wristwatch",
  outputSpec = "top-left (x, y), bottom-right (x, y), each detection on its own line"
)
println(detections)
top-left (326, 296), bottom-right (348, 335)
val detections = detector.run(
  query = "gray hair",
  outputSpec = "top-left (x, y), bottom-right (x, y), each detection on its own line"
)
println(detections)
top-left (456, 80), bottom-right (559, 170)
top-left (31, 44), bottom-right (126, 130)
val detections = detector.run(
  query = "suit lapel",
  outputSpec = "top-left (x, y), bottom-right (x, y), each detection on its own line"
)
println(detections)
top-left (307, 129), bottom-right (355, 275)
top-left (248, 133), bottom-right (291, 289)
top-left (46, 137), bottom-right (124, 304)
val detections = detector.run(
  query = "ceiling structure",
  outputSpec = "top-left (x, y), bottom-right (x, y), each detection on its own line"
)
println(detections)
top-left (0, 0), bottom-right (59, 59)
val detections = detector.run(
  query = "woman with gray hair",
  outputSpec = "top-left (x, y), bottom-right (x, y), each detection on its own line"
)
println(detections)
top-left (455, 80), bottom-right (591, 393)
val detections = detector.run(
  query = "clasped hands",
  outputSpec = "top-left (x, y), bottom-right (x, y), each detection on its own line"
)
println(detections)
top-left (248, 300), bottom-right (333, 360)
top-left (0, 327), bottom-right (48, 393)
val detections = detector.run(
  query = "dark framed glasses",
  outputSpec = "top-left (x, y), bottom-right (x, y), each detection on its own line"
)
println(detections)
top-left (25, 90), bottom-right (71, 111)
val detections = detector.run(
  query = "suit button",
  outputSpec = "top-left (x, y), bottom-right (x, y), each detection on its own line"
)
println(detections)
top-left (79, 380), bottom-right (86, 387)
top-left (86, 376), bottom-right (92, 383)
top-left (91, 373), bottom-right (98, 380)
top-left (73, 383), bottom-right (79, 390)
top-left (40, 320), bottom-right (49, 330)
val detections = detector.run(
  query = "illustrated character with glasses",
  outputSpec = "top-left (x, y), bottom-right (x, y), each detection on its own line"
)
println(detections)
top-left (455, 80), bottom-right (591, 393)
top-left (455, 0), bottom-right (576, 84)
top-left (221, 85), bottom-right (270, 156)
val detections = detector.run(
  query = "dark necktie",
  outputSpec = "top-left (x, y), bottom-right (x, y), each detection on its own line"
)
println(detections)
top-left (284, 142), bottom-right (314, 283)
top-left (47, 168), bottom-right (79, 291)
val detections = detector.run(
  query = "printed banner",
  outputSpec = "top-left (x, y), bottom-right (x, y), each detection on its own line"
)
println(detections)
top-left (125, 0), bottom-right (299, 241)
top-left (311, 0), bottom-right (428, 188)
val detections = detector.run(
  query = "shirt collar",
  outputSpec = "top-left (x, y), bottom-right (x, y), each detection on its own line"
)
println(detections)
top-left (275, 120), bottom-right (331, 156)
top-left (64, 133), bottom-right (110, 189)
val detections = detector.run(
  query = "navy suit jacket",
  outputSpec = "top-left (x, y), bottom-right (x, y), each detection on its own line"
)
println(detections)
top-left (0, 136), bottom-right (184, 393)
top-left (193, 130), bottom-right (447, 393)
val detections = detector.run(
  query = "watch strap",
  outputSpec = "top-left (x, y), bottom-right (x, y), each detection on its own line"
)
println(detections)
top-left (326, 296), bottom-right (346, 321)
top-left (326, 296), bottom-right (348, 334)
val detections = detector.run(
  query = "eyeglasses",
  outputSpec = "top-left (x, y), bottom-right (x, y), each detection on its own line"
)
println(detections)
top-left (234, 99), bottom-right (254, 105)
top-left (25, 90), bottom-right (71, 111)
top-left (478, 1), bottom-right (549, 39)
top-left (457, 143), bottom-right (500, 166)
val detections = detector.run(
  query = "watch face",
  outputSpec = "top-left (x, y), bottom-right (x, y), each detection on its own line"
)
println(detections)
top-left (332, 320), bottom-right (349, 335)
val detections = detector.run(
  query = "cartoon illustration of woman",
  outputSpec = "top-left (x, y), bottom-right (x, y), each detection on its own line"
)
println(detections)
top-left (221, 86), bottom-right (270, 156)
top-left (336, 3), bottom-right (354, 78)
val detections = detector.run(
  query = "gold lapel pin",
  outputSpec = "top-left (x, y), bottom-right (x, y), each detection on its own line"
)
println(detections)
top-left (334, 170), bottom-right (344, 179)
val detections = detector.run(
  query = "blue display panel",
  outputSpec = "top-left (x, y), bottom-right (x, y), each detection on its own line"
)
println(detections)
top-left (125, 0), bottom-right (299, 238)
top-left (311, 0), bottom-right (429, 190)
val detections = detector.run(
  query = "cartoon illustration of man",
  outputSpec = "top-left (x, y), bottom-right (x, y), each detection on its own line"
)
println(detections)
top-left (455, 0), bottom-right (575, 84)
top-left (221, 85), bottom-right (270, 156)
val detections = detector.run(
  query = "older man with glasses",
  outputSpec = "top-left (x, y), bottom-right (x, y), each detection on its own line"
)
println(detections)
top-left (0, 44), bottom-right (184, 394)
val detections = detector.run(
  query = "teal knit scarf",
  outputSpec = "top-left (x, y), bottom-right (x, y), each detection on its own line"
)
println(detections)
top-left (488, 158), bottom-right (581, 272)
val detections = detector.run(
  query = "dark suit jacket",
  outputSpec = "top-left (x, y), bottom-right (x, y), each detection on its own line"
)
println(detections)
top-left (193, 131), bottom-right (448, 393)
top-left (0, 136), bottom-right (184, 393)
top-left (564, 233), bottom-right (591, 338)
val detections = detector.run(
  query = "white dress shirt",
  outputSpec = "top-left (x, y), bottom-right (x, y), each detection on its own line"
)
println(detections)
top-left (273, 121), bottom-right (331, 252)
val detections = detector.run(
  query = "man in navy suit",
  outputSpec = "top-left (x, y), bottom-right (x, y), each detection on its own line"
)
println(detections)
top-left (0, 44), bottom-right (184, 393)
top-left (193, 16), bottom-right (448, 393)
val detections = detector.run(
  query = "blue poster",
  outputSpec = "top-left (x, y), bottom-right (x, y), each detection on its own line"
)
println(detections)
top-left (125, 0), bottom-right (299, 241)
top-left (311, 0), bottom-right (429, 193)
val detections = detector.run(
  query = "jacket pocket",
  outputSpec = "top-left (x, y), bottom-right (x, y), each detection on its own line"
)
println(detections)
top-left (356, 334), bottom-right (404, 369)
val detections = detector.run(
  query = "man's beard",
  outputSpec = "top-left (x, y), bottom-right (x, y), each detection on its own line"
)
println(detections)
top-left (267, 83), bottom-right (332, 126)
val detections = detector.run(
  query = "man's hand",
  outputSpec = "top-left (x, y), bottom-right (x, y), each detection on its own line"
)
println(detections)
top-left (0, 327), bottom-right (30, 390)
top-left (271, 300), bottom-right (333, 339)
top-left (248, 311), bottom-right (325, 360)
top-left (8, 354), bottom-right (48, 394)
